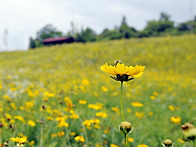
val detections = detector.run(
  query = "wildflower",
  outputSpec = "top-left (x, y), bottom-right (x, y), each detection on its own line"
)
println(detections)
top-left (101, 86), bottom-right (108, 92)
top-left (110, 144), bottom-right (118, 147)
top-left (81, 79), bottom-right (89, 86)
top-left (111, 107), bottom-right (119, 114)
top-left (127, 108), bottom-right (132, 113)
top-left (171, 116), bottom-right (181, 125)
top-left (69, 110), bottom-right (79, 119)
top-left (74, 136), bottom-right (85, 142)
top-left (104, 129), bottom-right (109, 134)
top-left (70, 132), bottom-right (76, 136)
top-left (150, 95), bottom-right (156, 100)
top-left (148, 112), bottom-right (153, 116)
top-left (120, 121), bottom-right (132, 134)
top-left (88, 103), bottom-right (103, 110)
top-left (137, 144), bottom-right (149, 147)
top-left (153, 91), bottom-right (158, 96)
top-left (128, 137), bottom-right (134, 142)
top-left (177, 138), bottom-right (184, 143)
top-left (83, 119), bottom-right (100, 130)
top-left (28, 120), bottom-right (36, 127)
top-left (14, 116), bottom-right (26, 124)
top-left (168, 105), bottom-right (175, 111)
top-left (79, 100), bottom-right (87, 105)
top-left (135, 112), bottom-right (145, 118)
top-left (10, 136), bottom-right (28, 146)
top-left (51, 133), bottom-right (57, 138)
top-left (162, 139), bottom-right (174, 147)
top-left (28, 140), bottom-right (35, 146)
top-left (131, 102), bottom-right (143, 107)
top-left (96, 112), bottom-right (108, 118)
top-left (44, 92), bottom-right (55, 97)
top-left (57, 131), bottom-right (65, 137)
top-left (169, 105), bottom-right (179, 111)
top-left (11, 103), bottom-right (17, 110)
top-left (100, 62), bottom-right (145, 82)
top-left (181, 122), bottom-right (196, 141)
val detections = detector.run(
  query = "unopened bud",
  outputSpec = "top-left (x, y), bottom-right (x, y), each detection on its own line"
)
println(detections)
top-left (120, 121), bottom-right (132, 134)
top-left (163, 139), bottom-right (173, 146)
top-left (182, 122), bottom-right (196, 141)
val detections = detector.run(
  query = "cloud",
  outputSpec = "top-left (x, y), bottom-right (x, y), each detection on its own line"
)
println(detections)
top-left (0, 0), bottom-right (195, 51)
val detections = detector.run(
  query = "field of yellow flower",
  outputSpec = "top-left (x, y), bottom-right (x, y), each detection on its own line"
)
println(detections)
top-left (0, 35), bottom-right (196, 146)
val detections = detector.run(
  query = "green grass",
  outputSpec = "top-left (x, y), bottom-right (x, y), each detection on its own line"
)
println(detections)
top-left (0, 34), bottom-right (196, 146)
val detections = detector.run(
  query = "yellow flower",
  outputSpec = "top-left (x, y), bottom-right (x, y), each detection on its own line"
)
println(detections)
top-left (137, 144), bottom-right (149, 147)
top-left (58, 131), bottom-right (65, 137)
top-left (88, 103), bottom-right (103, 110)
top-left (79, 100), bottom-right (87, 105)
top-left (181, 122), bottom-right (196, 140)
top-left (131, 102), bottom-right (143, 107)
top-left (177, 138), bottom-right (185, 143)
top-left (74, 136), bottom-right (85, 142)
top-left (70, 132), bottom-right (76, 136)
top-left (171, 116), bottom-right (181, 125)
top-left (81, 79), bottom-right (89, 86)
top-left (150, 95), bottom-right (156, 100)
top-left (101, 86), bottom-right (108, 92)
top-left (28, 120), bottom-right (36, 127)
top-left (14, 116), bottom-right (26, 124)
top-left (10, 136), bottom-right (28, 145)
top-left (128, 137), bottom-right (134, 142)
top-left (51, 133), bottom-right (57, 138)
top-left (100, 62), bottom-right (145, 82)
top-left (96, 112), bottom-right (108, 118)
top-left (135, 112), bottom-right (145, 118)
top-left (28, 140), bottom-right (35, 146)
top-left (111, 107), bottom-right (119, 114)
top-left (110, 144), bottom-right (118, 147)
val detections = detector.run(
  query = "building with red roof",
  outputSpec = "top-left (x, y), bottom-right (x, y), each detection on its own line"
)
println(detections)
top-left (43, 37), bottom-right (76, 46)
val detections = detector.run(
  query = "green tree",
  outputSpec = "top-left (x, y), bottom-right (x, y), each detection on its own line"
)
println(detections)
top-left (159, 12), bottom-right (170, 21)
top-left (119, 16), bottom-right (137, 38)
top-left (36, 24), bottom-right (63, 42)
top-left (76, 27), bottom-right (96, 43)
top-left (142, 12), bottom-right (174, 37)
top-left (29, 37), bottom-right (36, 49)
top-left (98, 28), bottom-right (121, 41)
top-left (28, 24), bottom-right (63, 49)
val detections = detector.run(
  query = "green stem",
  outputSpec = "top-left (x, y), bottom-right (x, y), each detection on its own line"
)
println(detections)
top-left (76, 111), bottom-right (89, 147)
top-left (193, 139), bottom-right (196, 147)
top-left (40, 123), bottom-right (43, 147)
top-left (126, 135), bottom-right (129, 147)
top-left (124, 134), bottom-right (127, 147)
top-left (120, 81), bottom-right (125, 121)
top-left (0, 129), bottom-right (1, 145)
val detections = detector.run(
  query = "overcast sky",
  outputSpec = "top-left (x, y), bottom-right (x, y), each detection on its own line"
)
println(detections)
top-left (0, 0), bottom-right (195, 51)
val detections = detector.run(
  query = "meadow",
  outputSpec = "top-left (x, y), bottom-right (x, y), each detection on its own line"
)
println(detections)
top-left (0, 34), bottom-right (196, 147)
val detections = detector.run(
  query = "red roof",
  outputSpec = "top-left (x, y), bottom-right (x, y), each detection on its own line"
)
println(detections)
top-left (43, 37), bottom-right (72, 43)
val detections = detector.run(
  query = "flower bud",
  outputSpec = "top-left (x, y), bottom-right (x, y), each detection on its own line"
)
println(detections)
top-left (120, 121), bottom-right (132, 134)
top-left (163, 139), bottom-right (173, 146)
top-left (181, 122), bottom-right (196, 140)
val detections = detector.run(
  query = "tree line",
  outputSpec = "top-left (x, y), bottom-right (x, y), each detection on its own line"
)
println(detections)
top-left (29, 12), bottom-right (196, 49)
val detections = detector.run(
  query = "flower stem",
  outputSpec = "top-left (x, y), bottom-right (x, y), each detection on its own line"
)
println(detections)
top-left (76, 110), bottom-right (89, 147)
top-left (120, 81), bottom-right (125, 121)
top-left (40, 123), bottom-right (43, 147)
top-left (124, 134), bottom-right (127, 146)
top-left (193, 140), bottom-right (196, 147)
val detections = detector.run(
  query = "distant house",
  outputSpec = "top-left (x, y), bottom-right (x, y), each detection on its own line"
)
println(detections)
top-left (43, 37), bottom-right (76, 46)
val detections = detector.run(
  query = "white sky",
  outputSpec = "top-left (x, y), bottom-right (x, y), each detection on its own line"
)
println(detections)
top-left (0, 0), bottom-right (195, 51)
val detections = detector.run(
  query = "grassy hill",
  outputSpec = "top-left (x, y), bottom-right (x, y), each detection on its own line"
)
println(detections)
top-left (0, 35), bottom-right (196, 146)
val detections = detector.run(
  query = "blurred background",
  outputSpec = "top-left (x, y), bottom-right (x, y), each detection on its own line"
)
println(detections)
top-left (0, 0), bottom-right (196, 51)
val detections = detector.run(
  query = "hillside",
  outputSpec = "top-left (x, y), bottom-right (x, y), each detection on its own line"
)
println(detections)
top-left (0, 35), bottom-right (196, 146)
